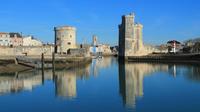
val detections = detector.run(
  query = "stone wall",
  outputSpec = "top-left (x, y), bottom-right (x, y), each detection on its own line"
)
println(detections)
top-left (0, 46), bottom-right (54, 56)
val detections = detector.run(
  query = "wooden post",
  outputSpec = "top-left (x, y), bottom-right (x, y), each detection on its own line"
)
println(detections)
top-left (52, 52), bottom-right (56, 82)
top-left (41, 53), bottom-right (44, 84)
top-left (41, 53), bottom-right (44, 69)
top-left (52, 52), bottom-right (55, 69)
top-left (14, 58), bottom-right (18, 65)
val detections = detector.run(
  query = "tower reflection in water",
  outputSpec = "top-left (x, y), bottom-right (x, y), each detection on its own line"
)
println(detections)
top-left (55, 72), bottom-right (77, 99)
top-left (0, 70), bottom-right (52, 95)
top-left (0, 63), bottom-right (91, 99)
top-left (1, 58), bottom-right (200, 109)
top-left (118, 61), bottom-right (169, 109)
top-left (54, 64), bottom-right (91, 99)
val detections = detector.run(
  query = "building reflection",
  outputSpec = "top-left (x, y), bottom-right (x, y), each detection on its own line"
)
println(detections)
top-left (184, 65), bottom-right (200, 82)
top-left (0, 70), bottom-right (52, 95)
top-left (0, 57), bottom-right (200, 108)
top-left (0, 63), bottom-right (90, 99)
top-left (91, 57), bottom-right (116, 76)
top-left (55, 72), bottom-right (77, 99)
top-left (119, 61), bottom-right (169, 109)
top-left (119, 61), bottom-right (200, 109)
top-left (54, 63), bottom-right (91, 99)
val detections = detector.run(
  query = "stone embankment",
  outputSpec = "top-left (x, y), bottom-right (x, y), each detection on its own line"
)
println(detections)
top-left (0, 54), bottom-right (92, 72)
top-left (127, 53), bottom-right (200, 63)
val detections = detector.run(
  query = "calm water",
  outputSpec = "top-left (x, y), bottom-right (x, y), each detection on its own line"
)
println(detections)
top-left (0, 57), bottom-right (200, 112)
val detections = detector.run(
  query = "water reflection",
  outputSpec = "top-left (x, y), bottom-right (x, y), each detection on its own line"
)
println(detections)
top-left (55, 71), bottom-right (77, 99)
top-left (0, 70), bottom-right (46, 95)
top-left (0, 57), bottom-right (200, 111)
top-left (0, 64), bottom-right (90, 98)
top-left (91, 57), bottom-right (116, 76)
top-left (118, 61), bottom-right (200, 109)
top-left (54, 64), bottom-right (90, 99)
top-left (183, 65), bottom-right (200, 82)
top-left (119, 61), bottom-right (169, 109)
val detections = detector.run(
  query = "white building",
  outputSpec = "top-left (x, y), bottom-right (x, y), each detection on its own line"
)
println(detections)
top-left (90, 44), bottom-right (112, 56)
top-left (23, 36), bottom-right (43, 46)
top-left (90, 45), bottom-right (102, 55)
top-left (0, 32), bottom-right (11, 46)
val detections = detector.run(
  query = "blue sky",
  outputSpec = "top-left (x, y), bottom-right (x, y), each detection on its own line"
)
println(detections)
top-left (0, 0), bottom-right (200, 45)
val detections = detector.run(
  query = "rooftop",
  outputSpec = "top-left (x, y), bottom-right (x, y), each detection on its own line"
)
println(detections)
top-left (9, 33), bottom-right (22, 38)
top-left (0, 32), bottom-right (9, 34)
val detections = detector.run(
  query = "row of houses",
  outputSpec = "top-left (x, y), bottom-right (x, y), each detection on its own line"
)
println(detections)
top-left (155, 39), bottom-right (200, 54)
top-left (0, 32), bottom-right (43, 47)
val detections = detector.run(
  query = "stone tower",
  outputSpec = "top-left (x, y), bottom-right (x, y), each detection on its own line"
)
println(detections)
top-left (118, 13), bottom-right (144, 58)
top-left (54, 26), bottom-right (76, 53)
top-left (119, 13), bottom-right (135, 57)
top-left (134, 23), bottom-right (144, 52)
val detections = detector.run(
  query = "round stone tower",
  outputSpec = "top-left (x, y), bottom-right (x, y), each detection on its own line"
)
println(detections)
top-left (54, 26), bottom-right (76, 53)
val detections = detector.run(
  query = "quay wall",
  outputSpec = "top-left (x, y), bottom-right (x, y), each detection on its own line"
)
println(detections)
top-left (127, 54), bottom-right (200, 63)
top-left (0, 46), bottom-right (54, 56)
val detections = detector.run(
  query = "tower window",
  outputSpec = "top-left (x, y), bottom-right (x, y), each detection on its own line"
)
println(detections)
top-left (68, 42), bottom-right (71, 45)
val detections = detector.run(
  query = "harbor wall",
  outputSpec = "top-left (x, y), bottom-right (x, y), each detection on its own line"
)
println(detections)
top-left (0, 46), bottom-right (54, 56)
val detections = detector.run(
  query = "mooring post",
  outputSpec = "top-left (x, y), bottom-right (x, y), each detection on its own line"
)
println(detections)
top-left (52, 52), bottom-right (55, 69)
top-left (14, 57), bottom-right (18, 65)
top-left (41, 53), bottom-right (45, 84)
top-left (52, 52), bottom-right (56, 82)
top-left (41, 53), bottom-right (44, 69)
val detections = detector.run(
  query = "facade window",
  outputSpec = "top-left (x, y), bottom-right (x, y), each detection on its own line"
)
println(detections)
top-left (70, 35), bottom-right (72, 38)
top-left (68, 42), bottom-right (71, 45)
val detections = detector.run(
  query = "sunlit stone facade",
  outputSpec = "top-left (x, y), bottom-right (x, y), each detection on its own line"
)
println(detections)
top-left (9, 33), bottom-right (23, 46)
top-left (23, 36), bottom-right (43, 46)
top-left (119, 13), bottom-right (148, 57)
top-left (134, 23), bottom-right (144, 52)
top-left (54, 26), bottom-right (77, 53)
top-left (0, 32), bottom-right (11, 46)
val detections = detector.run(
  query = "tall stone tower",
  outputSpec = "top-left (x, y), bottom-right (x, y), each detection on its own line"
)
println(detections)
top-left (54, 26), bottom-right (76, 53)
top-left (119, 13), bottom-right (135, 57)
top-left (118, 13), bottom-right (144, 58)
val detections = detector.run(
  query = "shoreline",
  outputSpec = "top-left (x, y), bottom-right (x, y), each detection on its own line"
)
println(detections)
top-left (0, 55), bottom-right (92, 73)
top-left (127, 53), bottom-right (200, 63)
